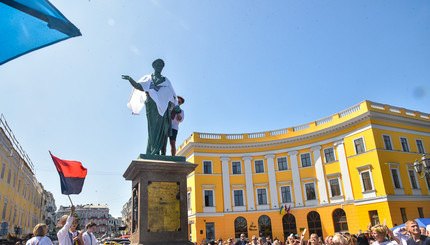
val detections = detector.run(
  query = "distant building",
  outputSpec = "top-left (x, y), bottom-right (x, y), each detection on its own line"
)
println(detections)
top-left (177, 100), bottom-right (430, 243)
top-left (56, 204), bottom-right (109, 238)
top-left (107, 215), bottom-right (122, 236)
top-left (0, 114), bottom-right (47, 236)
top-left (121, 198), bottom-right (131, 234)
top-left (41, 189), bottom-right (57, 236)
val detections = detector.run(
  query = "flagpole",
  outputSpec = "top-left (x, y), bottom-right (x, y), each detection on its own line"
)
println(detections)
top-left (67, 194), bottom-right (74, 206)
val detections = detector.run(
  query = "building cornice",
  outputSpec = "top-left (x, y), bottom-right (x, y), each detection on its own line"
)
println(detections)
top-left (179, 110), bottom-right (430, 158)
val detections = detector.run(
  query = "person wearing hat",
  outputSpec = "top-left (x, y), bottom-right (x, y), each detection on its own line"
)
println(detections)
top-left (57, 206), bottom-right (75, 245)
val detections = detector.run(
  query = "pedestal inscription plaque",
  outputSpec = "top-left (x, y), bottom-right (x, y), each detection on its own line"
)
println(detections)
top-left (147, 181), bottom-right (180, 232)
top-left (123, 157), bottom-right (197, 245)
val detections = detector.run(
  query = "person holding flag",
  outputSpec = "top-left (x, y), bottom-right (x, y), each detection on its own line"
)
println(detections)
top-left (57, 206), bottom-right (76, 245)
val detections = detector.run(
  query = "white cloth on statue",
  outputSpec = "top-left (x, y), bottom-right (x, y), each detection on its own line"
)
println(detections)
top-left (57, 215), bottom-right (74, 245)
top-left (126, 88), bottom-right (146, 115)
top-left (82, 231), bottom-right (98, 245)
top-left (26, 236), bottom-right (54, 245)
top-left (171, 109), bottom-right (184, 130)
top-left (127, 74), bottom-right (177, 116)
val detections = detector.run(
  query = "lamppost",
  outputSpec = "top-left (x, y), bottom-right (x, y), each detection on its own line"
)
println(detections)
top-left (413, 154), bottom-right (430, 178)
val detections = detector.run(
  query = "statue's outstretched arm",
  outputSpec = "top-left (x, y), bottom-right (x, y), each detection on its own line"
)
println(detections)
top-left (122, 75), bottom-right (143, 91)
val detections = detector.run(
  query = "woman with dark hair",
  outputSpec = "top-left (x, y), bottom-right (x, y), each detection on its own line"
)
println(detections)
top-left (356, 234), bottom-right (370, 245)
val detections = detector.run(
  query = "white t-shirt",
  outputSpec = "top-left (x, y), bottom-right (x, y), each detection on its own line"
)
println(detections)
top-left (82, 231), bottom-right (98, 245)
top-left (373, 240), bottom-right (398, 245)
top-left (26, 236), bottom-right (53, 245)
top-left (172, 109), bottom-right (184, 130)
top-left (57, 216), bottom-right (74, 245)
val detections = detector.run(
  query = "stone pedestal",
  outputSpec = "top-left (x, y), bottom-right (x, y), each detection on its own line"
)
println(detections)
top-left (123, 155), bottom-right (197, 245)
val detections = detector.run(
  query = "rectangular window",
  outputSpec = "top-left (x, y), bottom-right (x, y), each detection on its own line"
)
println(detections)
top-left (408, 170), bottom-right (418, 189)
top-left (305, 183), bottom-right (316, 200)
top-left (391, 169), bottom-right (401, 189)
top-left (301, 153), bottom-right (312, 167)
top-left (329, 179), bottom-right (341, 197)
top-left (255, 160), bottom-right (264, 173)
top-left (233, 190), bottom-right (244, 206)
top-left (324, 147), bottom-right (336, 163)
top-left (281, 186), bottom-right (291, 203)
top-left (416, 139), bottom-right (425, 154)
top-left (418, 207), bottom-right (424, 219)
top-left (6, 169), bottom-right (11, 184)
top-left (232, 161), bottom-right (241, 174)
top-left (205, 222), bottom-right (215, 241)
top-left (257, 189), bottom-right (267, 205)
top-left (2, 199), bottom-right (7, 220)
top-left (354, 138), bottom-right (365, 154)
top-left (277, 157), bottom-right (288, 170)
top-left (369, 210), bottom-right (380, 226)
top-left (400, 137), bottom-right (409, 152)
top-left (383, 135), bottom-right (393, 150)
top-left (204, 190), bottom-right (213, 207)
top-left (203, 161), bottom-right (212, 174)
top-left (0, 163), bottom-right (5, 179)
top-left (361, 171), bottom-right (373, 191)
top-left (187, 192), bottom-right (191, 210)
top-left (400, 208), bottom-right (407, 223)
top-left (13, 172), bottom-right (16, 188)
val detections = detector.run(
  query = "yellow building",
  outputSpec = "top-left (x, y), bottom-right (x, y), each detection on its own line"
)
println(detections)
top-left (177, 100), bottom-right (430, 243)
top-left (0, 114), bottom-right (45, 236)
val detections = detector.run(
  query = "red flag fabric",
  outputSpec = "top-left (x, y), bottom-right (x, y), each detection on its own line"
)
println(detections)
top-left (50, 152), bottom-right (87, 195)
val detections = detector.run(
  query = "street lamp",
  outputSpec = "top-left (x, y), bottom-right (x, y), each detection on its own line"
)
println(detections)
top-left (413, 154), bottom-right (430, 178)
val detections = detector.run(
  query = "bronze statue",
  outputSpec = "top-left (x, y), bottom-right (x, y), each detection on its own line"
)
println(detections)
top-left (122, 59), bottom-right (177, 155)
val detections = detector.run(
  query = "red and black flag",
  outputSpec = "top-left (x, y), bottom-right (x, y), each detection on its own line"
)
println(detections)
top-left (50, 151), bottom-right (87, 195)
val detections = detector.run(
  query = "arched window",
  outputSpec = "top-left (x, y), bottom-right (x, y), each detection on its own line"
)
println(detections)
top-left (258, 215), bottom-right (272, 238)
top-left (234, 216), bottom-right (248, 239)
top-left (307, 211), bottom-right (323, 237)
top-left (282, 213), bottom-right (297, 240)
top-left (332, 209), bottom-right (349, 233)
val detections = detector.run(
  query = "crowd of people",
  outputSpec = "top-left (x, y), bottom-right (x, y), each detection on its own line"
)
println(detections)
top-left (197, 220), bottom-right (430, 245)
top-left (24, 206), bottom-right (99, 245)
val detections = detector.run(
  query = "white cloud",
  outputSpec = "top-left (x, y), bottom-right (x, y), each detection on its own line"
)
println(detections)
top-left (129, 45), bottom-right (140, 55)
top-left (107, 18), bottom-right (116, 26)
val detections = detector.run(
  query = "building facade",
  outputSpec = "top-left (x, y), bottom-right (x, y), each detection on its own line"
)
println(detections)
top-left (107, 215), bottom-right (122, 237)
top-left (41, 189), bottom-right (57, 237)
top-left (0, 114), bottom-right (46, 236)
top-left (121, 197), bottom-right (131, 234)
top-left (56, 204), bottom-right (109, 238)
top-left (177, 100), bottom-right (430, 243)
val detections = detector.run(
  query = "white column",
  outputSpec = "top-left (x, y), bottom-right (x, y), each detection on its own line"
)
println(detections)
top-left (288, 151), bottom-right (304, 207)
top-left (335, 140), bottom-right (354, 200)
top-left (220, 157), bottom-right (231, 212)
top-left (243, 156), bottom-right (255, 211)
top-left (311, 146), bottom-right (328, 204)
top-left (265, 154), bottom-right (279, 209)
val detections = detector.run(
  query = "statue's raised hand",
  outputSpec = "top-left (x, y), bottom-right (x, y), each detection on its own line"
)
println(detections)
top-left (122, 75), bottom-right (131, 80)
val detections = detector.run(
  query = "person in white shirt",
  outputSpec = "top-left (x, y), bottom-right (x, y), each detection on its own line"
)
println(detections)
top-left (169, 96), bottom-right (184, 156)
top-left (393, 226), bottom-right (409, 245)
top-left (57, 206), bottom-right (75, 245)
top-left (26, 223), bottom-right (53, 245)
top-left (82, 222), bottom-right (98, 245)
top-left (371, 224), bottom-right (398, 245)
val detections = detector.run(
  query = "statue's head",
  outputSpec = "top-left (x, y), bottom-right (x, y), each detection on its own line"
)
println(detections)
top-left (152, 59), bottom-right (165, 73)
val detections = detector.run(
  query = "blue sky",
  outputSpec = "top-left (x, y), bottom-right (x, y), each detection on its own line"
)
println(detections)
top-left (1, 0), bottom-right (429, 217)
